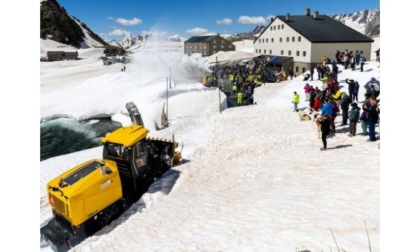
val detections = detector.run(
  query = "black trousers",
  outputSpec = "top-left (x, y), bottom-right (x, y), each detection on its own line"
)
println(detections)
top-left (342, 108), bottom-right (349, 124)
top-left (322, 132), bottom-right (328, 149)
top-left (349, 121), bottom-right (357, 135)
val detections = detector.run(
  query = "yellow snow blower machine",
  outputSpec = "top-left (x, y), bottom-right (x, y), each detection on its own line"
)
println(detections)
top-left (41, 102), bottom-right (181, 251)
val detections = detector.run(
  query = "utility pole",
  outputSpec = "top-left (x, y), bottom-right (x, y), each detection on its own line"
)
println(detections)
top-left (216, 56), bottom-right (221, 113)
top-left (169, 66), bottom-right (172, 89)
top-left (166, 76), bottom-right (169, 122)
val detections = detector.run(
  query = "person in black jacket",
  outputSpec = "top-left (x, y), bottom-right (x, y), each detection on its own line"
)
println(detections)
top-left (320, 116), bottom-right (331, 151)
top-left (340, 92), bottom-right (351, 125)
top-left (309, 86), bottom-right (316, 109)
top-left (366, 98), bottom-right (380, 141)
top-left (345, 79), bottom-right (355, 101)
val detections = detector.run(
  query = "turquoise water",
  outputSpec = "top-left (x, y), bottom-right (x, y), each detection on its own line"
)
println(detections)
top-left (40, 117), bottom-right (122, 161)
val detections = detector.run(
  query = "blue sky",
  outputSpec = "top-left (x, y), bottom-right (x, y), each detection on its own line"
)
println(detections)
top-left (57, 0), bottom-right (379, 40)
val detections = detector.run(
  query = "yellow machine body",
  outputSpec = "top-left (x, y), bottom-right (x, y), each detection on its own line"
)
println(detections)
top-left (46, 159), bottom-right (122, 226)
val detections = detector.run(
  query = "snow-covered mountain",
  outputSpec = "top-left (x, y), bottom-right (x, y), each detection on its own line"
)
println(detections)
top-left (108, 39), bottom-right (123, 48)
top-left (40, 0), bottom-right (108, 48)
top-left (229, 25), bottom-right (266, 39)
top-left (331, 9), bottom-right (380, 36)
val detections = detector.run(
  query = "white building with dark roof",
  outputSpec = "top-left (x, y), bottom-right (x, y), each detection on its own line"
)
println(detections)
top-left (254, 9), bottom-right (374, 76)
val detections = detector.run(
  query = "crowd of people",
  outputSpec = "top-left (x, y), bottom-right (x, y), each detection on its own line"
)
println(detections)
top-left (206, 49), bottom-right (381, 150)
top-left (292, 54), bottom-right (380, 150)
top-left (335, 49), bottom-right (367, 71)
top-left (206, 58), bottom-right (295, 106)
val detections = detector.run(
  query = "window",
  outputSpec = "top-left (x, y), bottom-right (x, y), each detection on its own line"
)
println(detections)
top-left (259, 49), bottom-right (261, 53)
top-left (259, 39), bottom-right (261, 43)
top-left (228, 45), bottom-right (232, 48)
top-left (221, 45), bottom-right (224, 49)
top-left (270, 27), bottom-right (272, 30)
top-left (264, 49), bottom-right (266, 54)
top-left (256, 49), bottom-right (258, 53)
top-left (302, 67), bottom-right (306, 73)
top-left (281, 50), bottom-right (284, 55)
top-left (298, 36), bottom-right (301, 42)
top-left (266, 38), bottom-right (268, 43)
top-left (273, 26), bottom-right (276, 30)
top-left (269, 50), bottom-right (272, 54)
top-left (282, 24), bottom-right (284, 29)
top-left (133, 141), bottom-right (148, 169)
top-left (286, 37), bottom-right (289, 42)
top-left (292, 37), bottom-right (295, 42)
top-left (288, 50), bottom-right (291, 56)
top-left (279, 37), bottom-right (282, 42)
top-left (271, 38), bottom-right (274, 43)
top-left (303, 51), bottom-right (306, 57)
top-left (296, 51), bottom-right (300, 56)
top-left (295, 66), bottom-right (299, 73)
top-left (278, 25), bottom-right (280, 29)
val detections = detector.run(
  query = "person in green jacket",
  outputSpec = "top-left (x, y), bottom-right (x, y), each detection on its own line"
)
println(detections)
top-left (292, 91), bottom-right (300, 112)
top-left (237, 91), bottom-right (243, 105)
top-left (231, 84), bottom-right (237, 96)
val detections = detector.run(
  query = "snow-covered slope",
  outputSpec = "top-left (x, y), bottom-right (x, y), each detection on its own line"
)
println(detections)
top-left (40, 38), bottom-right (380, 252)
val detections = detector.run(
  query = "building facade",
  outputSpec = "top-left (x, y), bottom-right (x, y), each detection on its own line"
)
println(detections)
top-left (253, 9), bottom-right (374, 76)
top-left (47, 51), bottom-right (79, 61)
top-left (184, 35), bottom-right (235, 56)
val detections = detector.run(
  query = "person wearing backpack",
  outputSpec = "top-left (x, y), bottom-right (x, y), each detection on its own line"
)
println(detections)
top-left (348, 102), bottom-right (361, 137)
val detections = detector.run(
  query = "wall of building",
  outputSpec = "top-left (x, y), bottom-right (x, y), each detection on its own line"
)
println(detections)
top-left (185, 42), bottom-right (209, 56)
top-left (253, 16), bottom-right (374, 74)
top-left (292, 61), bottom-right (313, 77)
top-left (311, 42), bottom-right (372, 62)
top-left (253, 17), bottom-right (312, 63)
top-left (209, 37), bottom-right (235, 55)
top-left (185, 36), bottom-right (235, 56)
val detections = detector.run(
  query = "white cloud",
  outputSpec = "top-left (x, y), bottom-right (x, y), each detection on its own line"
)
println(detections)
top-left (216, 18), bottom-right (233, 25)
top-left (266, 15), bottom-right (276, 22)
top-left (237, 16), bottom-right (267, 25)
top-left (185, 27), bottom-right (208, 35)
top-left (108, 29), bottom-right (131, 36)
top-left (115, 17), bottom-right (142, 26)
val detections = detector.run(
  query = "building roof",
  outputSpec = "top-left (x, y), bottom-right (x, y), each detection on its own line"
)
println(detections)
top-left (256, 14), bottom-right (374, 43)
top-left (185, 35), bottom-right (219, 43)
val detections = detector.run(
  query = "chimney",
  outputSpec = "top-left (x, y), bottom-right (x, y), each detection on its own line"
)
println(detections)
top-left (286, 13), bottom-right (290, 21)
top-left (305, 8), bottom-right (310, 16)
top-left (313, 11), bottom-right (319, 19)
top-left (271, 17), bottom-right (274, 22)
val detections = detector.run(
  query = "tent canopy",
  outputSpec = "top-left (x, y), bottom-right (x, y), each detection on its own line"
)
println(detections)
top-left (255, 54), bottom-right (293, 64)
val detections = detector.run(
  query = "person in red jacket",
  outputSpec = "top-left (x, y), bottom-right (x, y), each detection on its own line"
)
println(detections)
top-left (312, 95), bottom-right (322, 111)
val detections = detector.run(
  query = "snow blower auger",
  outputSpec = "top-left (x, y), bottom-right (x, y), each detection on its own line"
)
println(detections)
top-left (40, 102), bottom-right (182, 252)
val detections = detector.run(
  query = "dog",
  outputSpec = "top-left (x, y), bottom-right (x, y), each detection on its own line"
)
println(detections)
top-left (298, 110), bottom-right (312, 121)
top-left (313, 112), bottom-right (324, 138)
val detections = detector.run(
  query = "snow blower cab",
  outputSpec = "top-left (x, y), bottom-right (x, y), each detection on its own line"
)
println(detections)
top-left (41, 102), bottom-right (181, 252)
